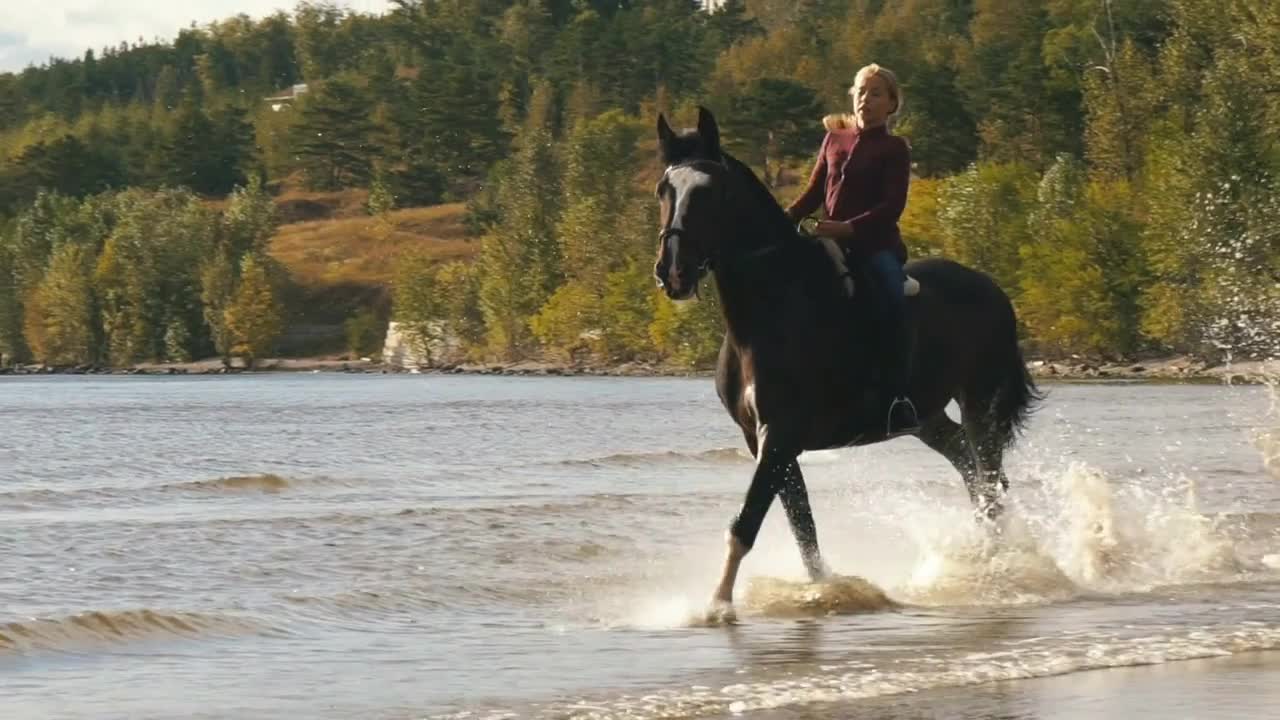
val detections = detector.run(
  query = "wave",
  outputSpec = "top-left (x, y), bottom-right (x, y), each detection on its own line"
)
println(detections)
top-left (560, 447), bottom-right (752, 468)
top-left (166, 473), bottom-right (292, 492)
top-left (2, 474), bottom-right (332, 509)
top-left (280, 580), bottom-right (571, 622)
top-left (430, 622), bottom-right (1280, 720)
top-left (0, 609), bottom-right (269, 654)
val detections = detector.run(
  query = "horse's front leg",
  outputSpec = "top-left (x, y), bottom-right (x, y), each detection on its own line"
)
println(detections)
top-left (778, 459), bottom-right (829, 581)
top-left (712, 436), bottom-right (796, 608)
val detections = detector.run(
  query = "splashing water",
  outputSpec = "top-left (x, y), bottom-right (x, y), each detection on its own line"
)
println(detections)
top-left (1260, 430), bottom-right (1280, 480)
top-left (605, 454), bottom-right (1267, 627)
top-left (1254, 378), bottom-right (1280, 480)
top-left (743, 575), bottom-right (896, 618)
top-left (874, 460), bottom-right (1256, 606)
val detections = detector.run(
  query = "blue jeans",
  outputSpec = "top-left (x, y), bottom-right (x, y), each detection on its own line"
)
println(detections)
top-left (867, 249), bottom-right (908, 396)
top-left (868, 250), bottom-right (905, 316)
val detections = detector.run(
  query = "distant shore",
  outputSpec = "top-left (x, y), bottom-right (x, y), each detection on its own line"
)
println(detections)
top-left (1, 355), bottom-right (1276, 384)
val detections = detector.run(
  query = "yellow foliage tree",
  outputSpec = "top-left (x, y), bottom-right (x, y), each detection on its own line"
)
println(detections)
top-left (223, 254), bottom-right (283, 369)
top-left (24, 243), bottom-right (97, 365)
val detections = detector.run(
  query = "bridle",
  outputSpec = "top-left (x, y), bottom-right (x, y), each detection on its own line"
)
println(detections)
top-left (655, 158), bottom-right (727, 288)
top-left (655, 157), bottom-right (805, 289)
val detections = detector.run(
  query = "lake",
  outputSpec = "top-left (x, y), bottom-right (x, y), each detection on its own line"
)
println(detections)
top-left (2, 374), bottom-right (1279, 719)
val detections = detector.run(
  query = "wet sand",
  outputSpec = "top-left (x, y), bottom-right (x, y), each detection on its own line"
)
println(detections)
top-left (747, 650), bottom-right (1280, 719)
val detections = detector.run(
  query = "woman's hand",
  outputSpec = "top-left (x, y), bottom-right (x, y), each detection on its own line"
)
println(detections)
top-left (814, 220), bottom-right (853, 240)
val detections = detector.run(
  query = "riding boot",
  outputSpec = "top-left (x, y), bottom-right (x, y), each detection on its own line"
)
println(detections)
top-left (885, 322), bottom-right (920, 438)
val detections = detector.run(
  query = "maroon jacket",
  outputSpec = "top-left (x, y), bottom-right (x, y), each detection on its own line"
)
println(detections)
top-left (786, 125), bottom-right (910, 262)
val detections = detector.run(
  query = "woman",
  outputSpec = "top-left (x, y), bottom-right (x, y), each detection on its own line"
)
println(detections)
top-left (784, 63), bottom-right (919, 437)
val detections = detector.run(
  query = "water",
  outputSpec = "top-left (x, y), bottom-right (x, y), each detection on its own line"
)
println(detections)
top-left (2, 374), bottom-right (1279, 719)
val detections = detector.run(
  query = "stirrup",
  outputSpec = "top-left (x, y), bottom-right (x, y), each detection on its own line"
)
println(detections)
top-left (885, 396), bottom-right (921, 437)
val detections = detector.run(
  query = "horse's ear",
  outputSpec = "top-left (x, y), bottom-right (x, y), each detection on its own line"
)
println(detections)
top-left (657, 113), bottom-right (677, 163)
top-left (696, 106), bottom-right (721, 160)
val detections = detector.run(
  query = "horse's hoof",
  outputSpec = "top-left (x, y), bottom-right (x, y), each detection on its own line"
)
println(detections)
top-left (704, 600), bottom-right (738, 626)
top-left (805, 562), bottom-right (832, 583)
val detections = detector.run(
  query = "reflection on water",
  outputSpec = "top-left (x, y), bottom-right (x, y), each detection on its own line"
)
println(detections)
top-left (2, 375), bottom-right (1279, 719)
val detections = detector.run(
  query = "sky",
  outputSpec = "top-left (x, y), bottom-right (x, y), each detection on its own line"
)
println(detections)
top-left (0, 1), bottom-right (394, 73)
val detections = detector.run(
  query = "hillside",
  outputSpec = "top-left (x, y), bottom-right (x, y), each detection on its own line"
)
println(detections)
top-left (265, 190), bottom-right (475, 355)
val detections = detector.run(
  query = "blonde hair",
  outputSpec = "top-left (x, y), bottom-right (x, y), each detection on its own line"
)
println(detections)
top-left (822, 63), bottom-right (903, 131)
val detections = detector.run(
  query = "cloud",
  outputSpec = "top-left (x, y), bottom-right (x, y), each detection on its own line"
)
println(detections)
top-left (0, 30), bottom-right (55, 73)
top-left (0, 1), bottom-right (392, 73)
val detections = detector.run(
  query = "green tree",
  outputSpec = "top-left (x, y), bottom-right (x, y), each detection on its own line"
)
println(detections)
top-left (1141, 48), bottom-right (1280, 356)
top-left (291, 75), bottom-right (378, 190)
top-left (391, 250), bottom-right (442, 364)
top-left (224, 253), bottom-right (283, 368)
top-left (200, 248), bottom-right (239, 367)
top-left (558, 110), bottom-right (646, 282)
top-left (294, 2), bottom-right (353, 80)
top-left (961, 0), bottom-right (1081, 163)
top-left (11, 135), bottom-right (123, 204)
top-left (367, 169), bottom-right (396, 218)
top-left (649, 276), bottom-right (725, 367)
top-left (478, 95), bottom-right (564, 358)
top-left (725, 77), bottom-right (822, 186)
top-left (434, 260), bottom-right (486, 353)
top-left (399, 39), bottom-right (508, 197)
top-left (24, 243), bottom-right (98, 365)
top-left (529, 280), bottom-right (601, 359)
top-left (95, 190), bottom-right (215, 364)
top-left (221, 176), bottom-right (277, 257)
top-left (0, 244), bottom-right (26, 364)
top-left (600, 259), bottom-right (658, 359)
top-left (937, 162), bottom-right (1038, 297)
top-left (344, 308), bottom-right (384, 358)
top-left (707, 0), bottom-right (764, 52)
top-left (1019, 156), bottom-right (1145, 357)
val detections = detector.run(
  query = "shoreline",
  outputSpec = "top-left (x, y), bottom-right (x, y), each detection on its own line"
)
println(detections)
top-left (0, 355), bottom-right (1275, 384)
top-left (746, 649), bottom-right (1280, 720)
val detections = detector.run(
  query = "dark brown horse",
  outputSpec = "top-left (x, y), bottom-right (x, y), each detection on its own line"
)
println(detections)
top-left (652, 108), bottom-right (1041, 612)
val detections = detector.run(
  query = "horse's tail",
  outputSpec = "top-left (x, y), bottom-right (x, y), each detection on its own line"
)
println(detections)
top-left (990, 300), bottom-right (1044, 449)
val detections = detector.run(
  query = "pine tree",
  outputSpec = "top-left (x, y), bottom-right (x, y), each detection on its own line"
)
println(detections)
top-left (291, 75), bottom-right (378, 190)
top-left (725, 77), bottom-right (822, 186)
top-left (707, 0), bottom-right (764, 52)
top-left (401, 39), bottom-right (508, 196)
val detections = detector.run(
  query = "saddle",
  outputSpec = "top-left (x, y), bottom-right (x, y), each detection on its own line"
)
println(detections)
top-left (817, 237), bottom-right (919, 299)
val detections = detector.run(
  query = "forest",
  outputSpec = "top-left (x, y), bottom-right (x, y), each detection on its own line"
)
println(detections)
top-left (0, 0), bottom-right (1277, 368)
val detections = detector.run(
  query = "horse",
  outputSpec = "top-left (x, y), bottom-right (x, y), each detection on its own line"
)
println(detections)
top-left (652, 107), bottom-right (1042, 612)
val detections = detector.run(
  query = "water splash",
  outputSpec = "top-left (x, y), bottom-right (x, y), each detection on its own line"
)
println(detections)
top-left (898, 516), bottom-right (1077, 606)
top-left (742, 575), bottom-right (896, 617)
top-left (1255, 377), bottom-right (1280, 480)
top-left (886, 460), bottom-right (1257, 605)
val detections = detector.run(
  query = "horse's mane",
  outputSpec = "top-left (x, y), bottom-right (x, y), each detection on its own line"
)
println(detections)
top-left (719, 151), bottom-right (805, 247)
top-left (719, 150), bottom-right (842, 284)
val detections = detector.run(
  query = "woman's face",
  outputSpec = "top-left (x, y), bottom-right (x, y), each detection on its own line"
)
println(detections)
top-left (852, 74), bottom-right (894, 129)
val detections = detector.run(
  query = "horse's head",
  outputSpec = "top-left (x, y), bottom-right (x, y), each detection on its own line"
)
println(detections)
top-left (653, 107), bottom-right (730, 300)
